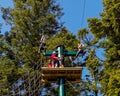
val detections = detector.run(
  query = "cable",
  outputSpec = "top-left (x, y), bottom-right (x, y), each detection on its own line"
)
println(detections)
top-left (81, 0), bottom-right (86, 28)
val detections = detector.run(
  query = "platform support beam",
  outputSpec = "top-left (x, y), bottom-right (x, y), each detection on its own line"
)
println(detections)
top-left (59, 77), bottom-right (65, 96)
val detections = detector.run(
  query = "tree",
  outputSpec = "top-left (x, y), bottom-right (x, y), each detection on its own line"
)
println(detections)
top-left (77, 27), bottom-right (103, 96)
top-left (87, 0), bottom-right (120, 95)
top-left (0, 0), bottom-right (63, 95)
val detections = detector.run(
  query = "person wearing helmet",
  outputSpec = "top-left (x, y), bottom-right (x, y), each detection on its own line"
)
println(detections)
top-left (50, 51), bottom-right (60, 68)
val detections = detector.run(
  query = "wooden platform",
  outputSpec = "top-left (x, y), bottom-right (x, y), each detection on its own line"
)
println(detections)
top-left (41, 67), bottom-right (83, 82)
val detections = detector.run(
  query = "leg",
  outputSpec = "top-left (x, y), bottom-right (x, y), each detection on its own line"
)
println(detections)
top-left (43, 43), bottom-right (46, 52)
top-left (38, 43), bottom-right (42, 53)
top-left (51, 60), bottom-right (55, 68)
top-left (76, 50), bottom-right (81, 57)
top-left (76, 49), bottom-right (83, 57)
top-left (82, 50), bottom-right (86, 57)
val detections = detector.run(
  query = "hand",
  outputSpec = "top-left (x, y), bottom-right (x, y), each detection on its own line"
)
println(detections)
top-left (59, 57), bottom-right (63, 60)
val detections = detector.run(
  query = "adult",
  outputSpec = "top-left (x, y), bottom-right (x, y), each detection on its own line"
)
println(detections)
top-left (76, 43), bottom-right (85, 57)
top-left (50, 51), bottom-right (60, 68)
top-left (38, 34), bottom-right (46, 53)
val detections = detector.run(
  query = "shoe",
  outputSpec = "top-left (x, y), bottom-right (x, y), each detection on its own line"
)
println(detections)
top-left (59, 64), bottom-right (64, 68)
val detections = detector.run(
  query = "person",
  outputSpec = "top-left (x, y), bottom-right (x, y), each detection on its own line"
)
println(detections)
top-left (38, 34), bottom-right (46, 53)
top-left (76, 43), bottom-right (85, 57)
top-left (50, 51), bottom-right (60, 68)
top-left (47, 59), bottom-right (52, 68)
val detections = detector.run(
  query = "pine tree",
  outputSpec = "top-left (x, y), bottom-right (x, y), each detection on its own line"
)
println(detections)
top-left (0, 0), bottom-right (63, 95)
top-left (77, 27), bottom-right (103, 96)
top-left (87, 0), bottom-right (120, 95)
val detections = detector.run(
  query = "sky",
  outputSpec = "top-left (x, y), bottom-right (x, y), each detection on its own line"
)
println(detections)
top-left (0, 0), bottom-right (103, 34)
top-left (0, 0), bottom-right (14, 33)
top-left (58, 0), bottom-right (103, 34)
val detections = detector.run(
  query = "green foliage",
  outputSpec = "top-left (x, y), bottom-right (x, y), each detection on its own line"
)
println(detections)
top-left (2, 0), bottom-right (120, 95)
top-left (47, 27), bottom-right (78, 51)
top-left (0, 0), bottom-right (63, 95)
top-left (87, 0), bottom-right (120, 95)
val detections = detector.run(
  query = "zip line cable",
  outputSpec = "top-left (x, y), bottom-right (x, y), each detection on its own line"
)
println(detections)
top-left (81, 0), bottom-right (86, 28)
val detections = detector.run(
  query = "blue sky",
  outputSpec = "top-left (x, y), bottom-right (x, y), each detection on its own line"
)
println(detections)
top-left (0, 0), bottom-right (103, 34)
top-left (0, 0), bottom-right (13, 33)
top-left (58, 0), bottom-right (103, 34)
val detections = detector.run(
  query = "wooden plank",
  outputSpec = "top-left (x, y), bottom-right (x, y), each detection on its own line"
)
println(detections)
top-left (42, 67), bottom-right (82, 70)
top-left (41, 67), bottom-right (82, 82)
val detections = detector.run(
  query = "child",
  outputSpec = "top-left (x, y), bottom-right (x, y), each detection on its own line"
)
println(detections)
top-left (47, 59), bottom-right (52, 68)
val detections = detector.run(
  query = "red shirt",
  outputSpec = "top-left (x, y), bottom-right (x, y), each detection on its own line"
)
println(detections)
top-left (51, 53), bottom-right (58, 61)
